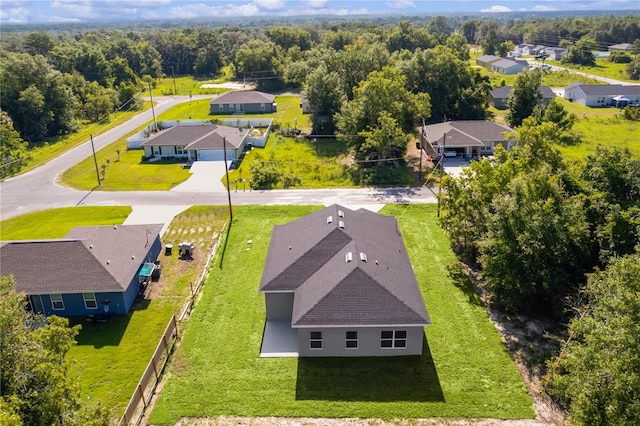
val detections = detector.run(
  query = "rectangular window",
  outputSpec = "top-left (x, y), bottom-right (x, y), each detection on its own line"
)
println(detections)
top-left (51, 294), bottom-right (64, 310)
top-left (260, 103), bottom-right (266, 110)
top-left (83, 293), bottom-right (97, 309)
top-left (219, 104), bottom-right (224, 111)
top-left (310, 331), bottom-right (322, 349)
top-left (346, 331), bottom-right (358, 349)
top-left (175, 146), bottom-right (184, 155)
top-left (380, 330), bottom-right (407, 349)
top-left (229, 104), bottom-right (234, 111)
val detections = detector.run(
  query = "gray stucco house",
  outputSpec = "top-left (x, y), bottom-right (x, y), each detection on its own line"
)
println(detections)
top-left (0, 224), bottom-right (163, 317)
top-left (418, 120), bottom-right (514, 158)
top-left (258, 204), bottom-right (430, 358)
top-left (141, 124), bottom-right (250, 162)
top-left (564, 83), bottom-right (640, 107)
top-left (490, 86), bottom-right (555, 110)
top-left (209, 90), bottom-right (276, 114)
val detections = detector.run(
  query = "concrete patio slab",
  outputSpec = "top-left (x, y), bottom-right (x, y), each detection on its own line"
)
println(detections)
top-left (260, 320), bottom-right (299, 358)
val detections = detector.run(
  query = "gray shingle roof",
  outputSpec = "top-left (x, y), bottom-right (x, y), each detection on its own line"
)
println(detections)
top-left (210, 90), bottom-right (276, 105)
top-left (141, 125), bottom-right (248, 150)
top-left (491, 86), bottom-right (555, 99)
top-left (491, 58), bottom-right (525, 69)
top-left (566, 84), bottom-right (640, 96)
top-left (418, 120), bottom-right (514, 148)
top-left (259, 205), bottom-right (430, 327)
top-left (1, 224), bottom-right (162, 295)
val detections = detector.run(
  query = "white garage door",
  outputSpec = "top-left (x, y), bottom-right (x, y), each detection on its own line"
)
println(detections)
top-left (198, 150), bottom-right (225, 161)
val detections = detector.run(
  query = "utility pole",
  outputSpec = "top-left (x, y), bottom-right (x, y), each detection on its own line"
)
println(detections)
top-left (223, 136), bottom-right (233, 221)
top-left (90, 134), bottom-right (101, 186)
top-left (171, 65), bottom-right (177, 94)
top-left (148, 82), bottom-right (157, 132)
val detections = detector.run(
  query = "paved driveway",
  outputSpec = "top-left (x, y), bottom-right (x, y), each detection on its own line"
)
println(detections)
top-left (443, 157), bottom-right (470, 178)
top-left (171, 161), bottom-right (228, 192)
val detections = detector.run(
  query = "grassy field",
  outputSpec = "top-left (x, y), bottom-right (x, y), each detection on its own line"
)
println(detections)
top-left (149, 204), bottom-right (534, 425)
top-left (10, 104), bottom-right (150, 178)
top-left (476, 66), bottom-right (602, 88)
top-left (0, 205), bottom-right (230, 419)
top-left (151, 67), bottom-right (236, 97)
top-left (547, 58), bottom-right (636, 83)
top-left (0, 206), bottom-right (132, 240)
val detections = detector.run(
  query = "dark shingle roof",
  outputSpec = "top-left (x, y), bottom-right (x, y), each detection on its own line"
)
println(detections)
top-left (0, 224), bottom-right (162, 295)
top-left (210, 90), bottom-right (276, 105)
top-left (491, 86), bottom-right (555, 99)
top-left (141, 125), bottom-right (248, 150)
top-left (259, 205), bottom-right (430, 327)
top-left (418, 121), bottom-right (514, 148)
top-left (566, 84), bottom-right (640, 96)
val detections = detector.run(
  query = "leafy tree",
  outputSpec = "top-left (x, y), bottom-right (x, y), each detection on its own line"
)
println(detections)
top-left (305, 65), bottom-right (345, 135)
top-left (445, 33), bottom-right (470, 61)
top-left (234, 39), bottom-right (280, 90)
top-left (0, 276), bottom-right (109, 425)
top-left (23, 32), bottom-right (54, 57)
top-left (546, 252), bottom-right (640, 426)
top-left (335, 66), bottom-right (430, 160)
top-left (562, 36), bottom-right (596, 66)
top-left (265, 26), bottom-right (312, 52)
top-left (626, 54), bottom-right (640, 80)
top-left (497, 40), bottom-right (515, 57)
top-left (357, 112), bottom-right (409, 164)
top-left (506, 70), bottom-right (543, 127)
top-left (0, 112), bottom-right (29, 178)
top-left (249, 152), bottom-right (282, 189)
top-left (478, 169), bottom-right (591, 315)
top-left (481, 28), bottom-right (499, 55)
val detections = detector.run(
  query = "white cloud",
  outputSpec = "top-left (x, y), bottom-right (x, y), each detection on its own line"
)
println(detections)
top-left (169, 3), bottom-right (261, 18)
top-left (305, 0), bottom-right (328, 8)
top-left (480, 5), bottom-right (512, 12)
top-left (253, 0), bottom-right (286, 10)
top-left (0, 6), bottom-right (29, 22)
top-left (532, 5), bottom-right (556, 11)
top-left (386, 0), bottom-right (415, 8)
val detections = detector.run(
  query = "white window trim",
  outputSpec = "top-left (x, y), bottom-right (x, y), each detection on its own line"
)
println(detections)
top-left (380, 330), bottom-right (407, 349)
top-left (345, 331), bottom-right (358, 349)
top-left (309, 331), bottom-right (323, 350)
top-left (219, 103), bottom-right (224, 111)
top-left (83, 292), bottom-right (97, 309)
top-left (51, 294), bottom-right (65, 310)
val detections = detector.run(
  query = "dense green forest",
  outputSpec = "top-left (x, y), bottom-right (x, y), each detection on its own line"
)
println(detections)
top-left (1, 14), bottom-right (639, 424)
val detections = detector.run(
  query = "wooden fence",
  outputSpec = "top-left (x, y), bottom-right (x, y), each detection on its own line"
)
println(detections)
top-left (118, 315), bottom-right (178, 426)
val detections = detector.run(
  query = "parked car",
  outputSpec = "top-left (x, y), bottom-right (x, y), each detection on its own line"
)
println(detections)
top-left (444, 150), bottom-right (457, 158)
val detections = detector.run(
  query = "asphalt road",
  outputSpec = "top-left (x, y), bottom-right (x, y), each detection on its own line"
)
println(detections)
top-left (0, 95), bottom-right (436, 221)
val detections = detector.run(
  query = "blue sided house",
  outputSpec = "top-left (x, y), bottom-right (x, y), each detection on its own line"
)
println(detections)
top-left (0, 224), bottom-right (163, 317)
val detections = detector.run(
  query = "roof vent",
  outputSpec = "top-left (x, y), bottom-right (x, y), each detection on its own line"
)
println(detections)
top-left (113, 225), bottom-right (117, 230)
top-left (360, 252), bottom-right (367, 262)
top-left (345, 252), bottom-right (353, 262)
top-left (106, 260), bottom-right (110, 265)
top-left (327, 216), bottom-right (333, 224)
top-left (89, 245), bottom-right (93, 249)
top-left (339, 220), bottom-right (345, 229)
top-left (288, 246), bottom-right (292, 250)
top-left (338, 210), bottom-right (344, 217)
top-left (132, 256), bottom-right (135, 260)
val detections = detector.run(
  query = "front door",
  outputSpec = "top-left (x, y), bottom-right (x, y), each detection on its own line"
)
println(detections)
top-left (30, 295), bottom-right (44, 314)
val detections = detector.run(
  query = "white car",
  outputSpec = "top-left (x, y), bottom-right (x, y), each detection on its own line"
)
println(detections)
top-left (444, 150), bottom-right (457, 158)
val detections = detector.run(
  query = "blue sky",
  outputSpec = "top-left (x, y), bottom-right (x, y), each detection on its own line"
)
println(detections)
top-left (1, 0), bottom-right (637, 23)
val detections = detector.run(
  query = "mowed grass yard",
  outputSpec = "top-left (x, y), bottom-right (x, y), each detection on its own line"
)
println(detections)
top-left (149, 204), bottom-right (534, 425)
top-left (0, 205), bottom-right (229, 419)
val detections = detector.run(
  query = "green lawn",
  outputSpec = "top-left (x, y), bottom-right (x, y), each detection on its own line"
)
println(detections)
top-left (475, 65), bottom-right (602, 88)
top-left (0, 206), bottom-right (132, 240)
top-left (149, 204), bottom-right (534, 424)
top-left (151, 67), bottom-right (236, 97)
top-left (13, 104), bottom-right (150, 178)
top-left (1, 205), bottom-right (230, 419)
top-left (547, 58), bottom-right (636, 83)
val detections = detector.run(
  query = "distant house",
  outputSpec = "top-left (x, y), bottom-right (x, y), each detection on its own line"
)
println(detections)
top-left (525, 45), bottom-right (547, 56)
top-left (418, 120), bottom-right (515, 158)
top-left (476, 55), bottom-right (500, 67)
top-left (0, 224), bottom-right (163, 317)
top-left (258, 204), bottom-right (430, 358)
top-left (490, 86), bottom-right (555, 110)
top-left (209, 90), bottom-right (276, 115)
top-left (141, 124), bottom-right (250, 162)
top-left (300, 94), bottom-right (312, 114)
top-left (608, 43), bottom-right (633, 52)
top-left (513, 43), bottom-right (535, 56)
top-left (489, 58), bottom-right (529, 75)
top-left (544, 47), bottom-right (567, 61)
top-left (564, 83), bottom-right (640, 107)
